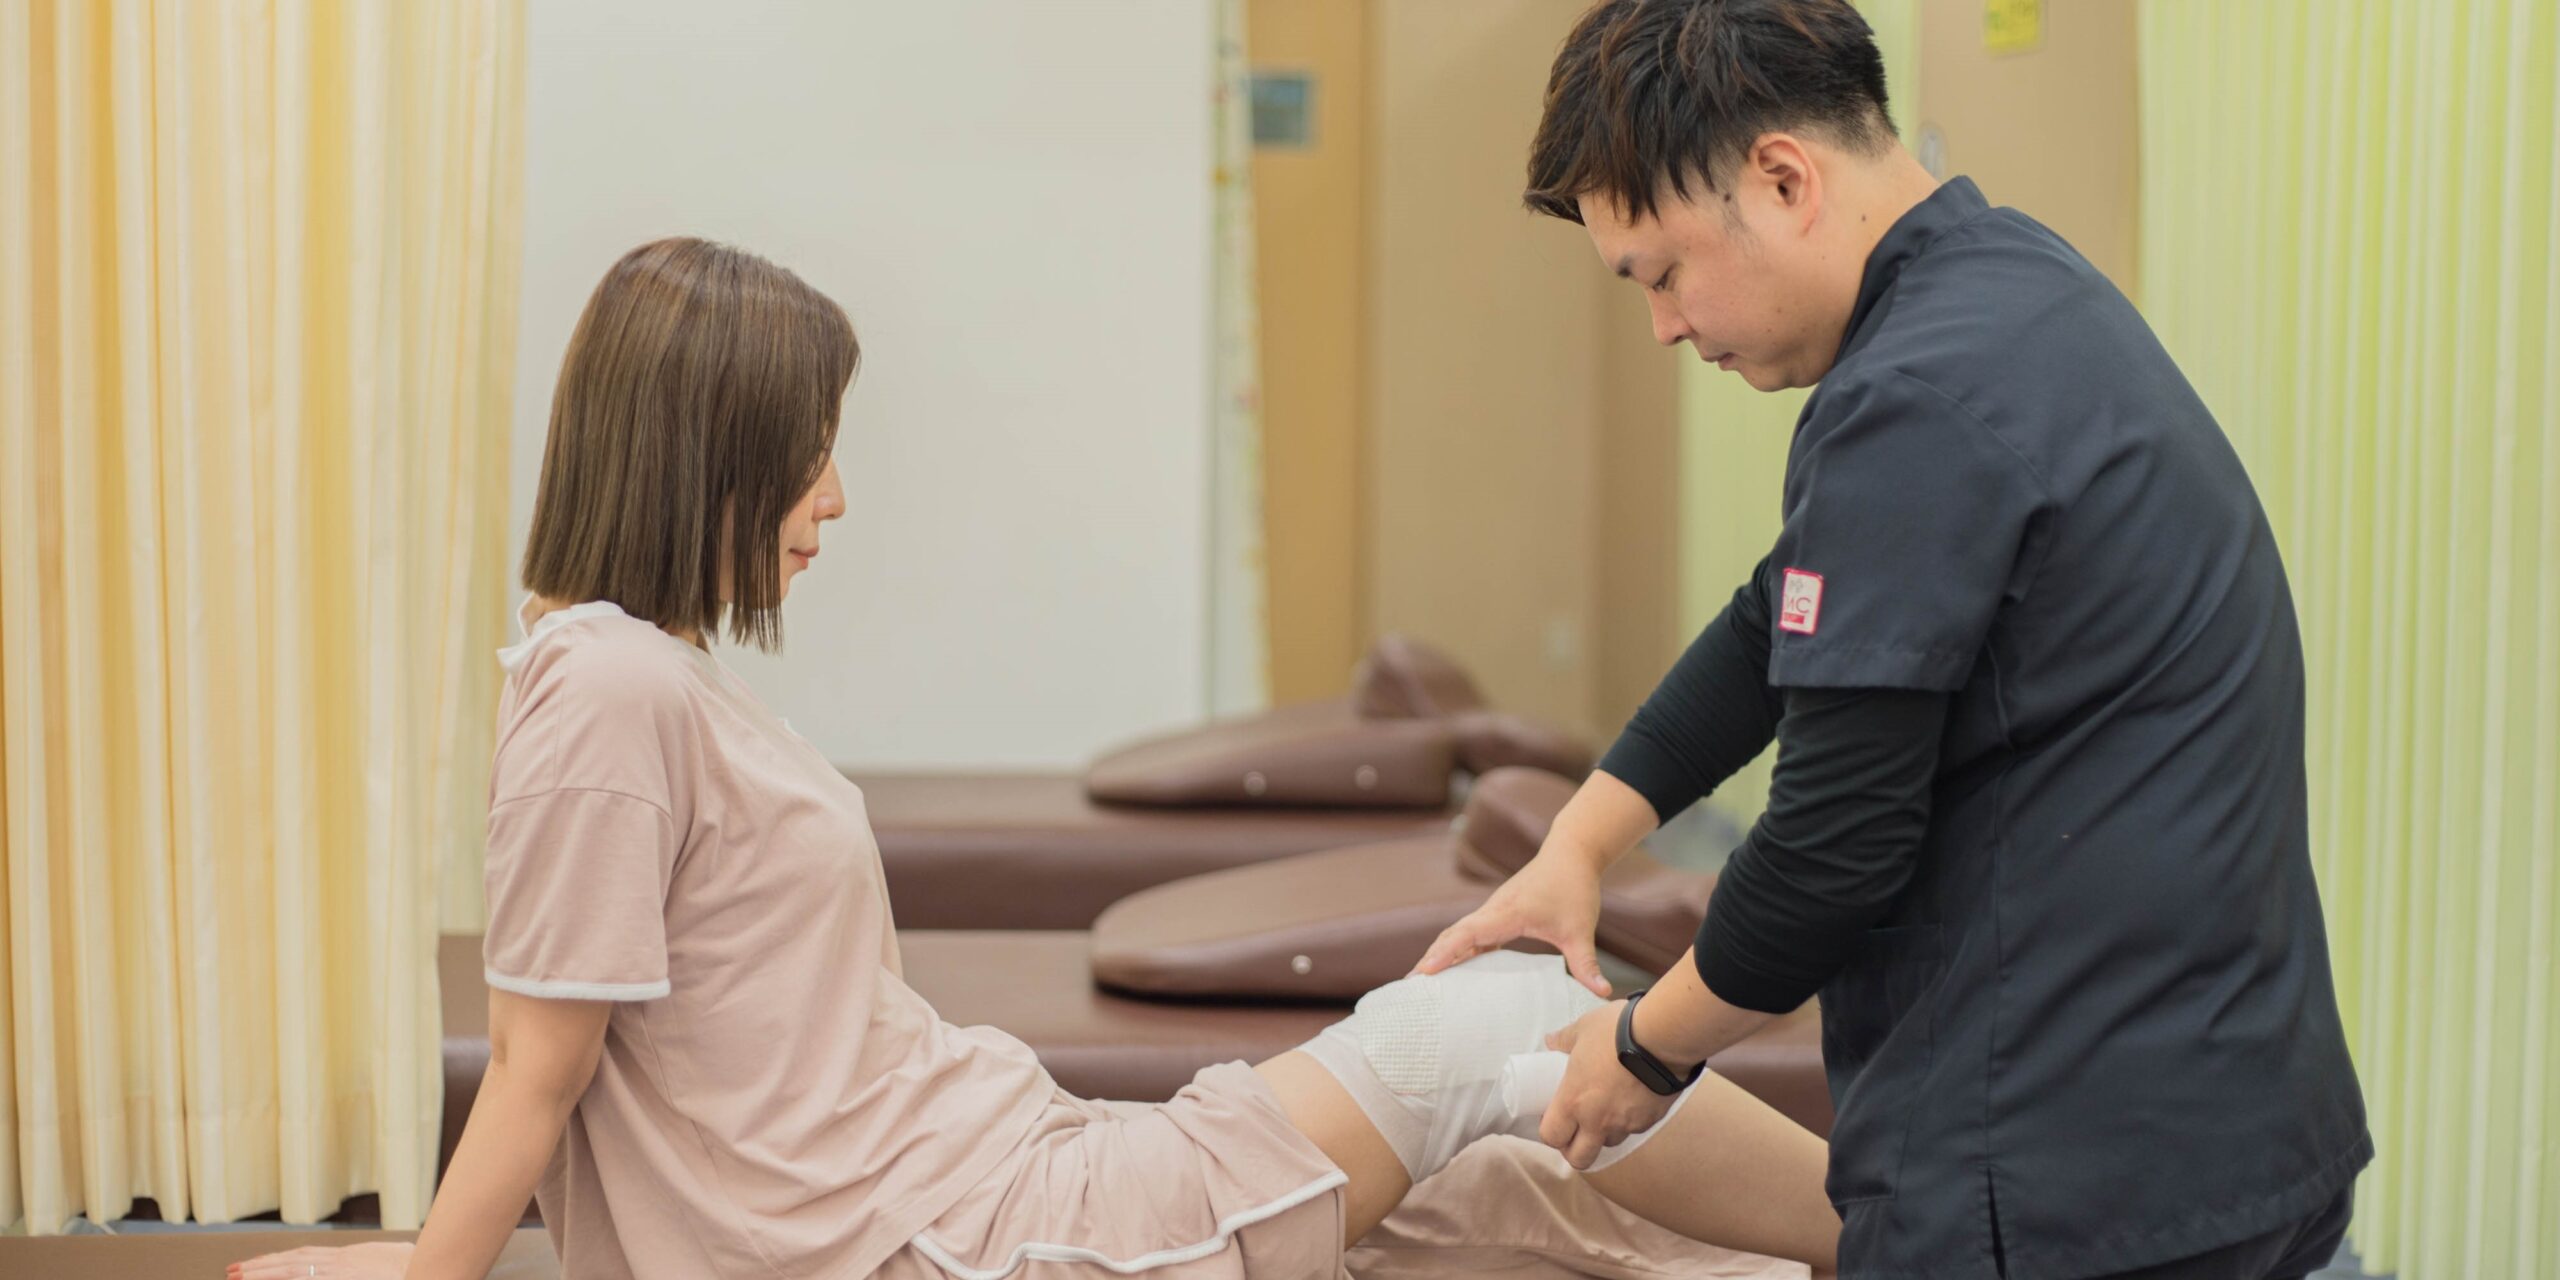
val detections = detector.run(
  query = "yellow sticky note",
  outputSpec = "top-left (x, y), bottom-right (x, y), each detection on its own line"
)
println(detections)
top-left (1985, 0), bottom-right (2044, 55)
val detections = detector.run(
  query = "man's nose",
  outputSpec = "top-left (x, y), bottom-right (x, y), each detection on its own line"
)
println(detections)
top-left (1647, 295), bottom-right (1689, 347)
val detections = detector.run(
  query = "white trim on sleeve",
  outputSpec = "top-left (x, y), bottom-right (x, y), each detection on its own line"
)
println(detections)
top-left (905, 1169), bottom-right (1348, 1278)
top-left (484, 968), bottom-right (670, 1002)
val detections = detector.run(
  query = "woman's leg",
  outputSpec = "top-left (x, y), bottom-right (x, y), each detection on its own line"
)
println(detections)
top-left (1579, 1070), bottom-right (1840, 1274)
top-left (1256, 1049), bottom-right (1837, 1271)
top-left (1251, 954), bottom-right (1840, 1271)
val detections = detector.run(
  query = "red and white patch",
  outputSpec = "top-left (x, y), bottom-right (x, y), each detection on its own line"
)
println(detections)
top-left (1779, 568), bottom-right (1825, 635)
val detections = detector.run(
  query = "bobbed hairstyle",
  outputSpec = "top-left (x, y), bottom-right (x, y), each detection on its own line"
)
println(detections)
top-left (521, 237), bottom-right (857, 651)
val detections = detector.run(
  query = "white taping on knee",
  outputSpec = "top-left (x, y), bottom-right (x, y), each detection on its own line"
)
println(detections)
top-left (1295, 951), bottom-right (1605, 1181)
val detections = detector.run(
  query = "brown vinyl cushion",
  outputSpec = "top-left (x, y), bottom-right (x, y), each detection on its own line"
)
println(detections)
top-left (1453, 766), bottom-right (1584, 878)
top-left (1084, 701), bottom-right (1459, 809)
top-left (1089, 835), bottom-right (1505, 999)
top-left (1350, 634), bottom-right (1487, 719)
top-left (1089, 822), bottom-right (1717, 1001)
top-left (1448, 709), bottom-right (1596, 781)
top-left (1082, 639), bottom-right (1593, 811)
top-left (440, 933), bottom-right (490, 1184)
top-left (853, 772), bottom-right (1456, 930)
top-left (898, 930), bottom-right (1342, 1104)
top-left (907, 930), bottom-right (1832, 1136)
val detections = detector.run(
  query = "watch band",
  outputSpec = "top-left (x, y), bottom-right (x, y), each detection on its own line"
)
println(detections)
top-left (1615, 988), bottom-right (1705, 1096)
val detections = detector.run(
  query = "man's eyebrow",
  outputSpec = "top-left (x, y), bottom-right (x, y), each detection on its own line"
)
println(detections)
top-left (1613, 255), bottom-right (1636, 279)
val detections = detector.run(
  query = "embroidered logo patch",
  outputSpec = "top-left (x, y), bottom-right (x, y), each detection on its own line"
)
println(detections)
top-left (1779, 568), bottom-right (1825, 635)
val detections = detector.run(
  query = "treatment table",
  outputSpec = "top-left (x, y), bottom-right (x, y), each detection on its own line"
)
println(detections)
top-left (853, 636), bottom-right (1600, 929)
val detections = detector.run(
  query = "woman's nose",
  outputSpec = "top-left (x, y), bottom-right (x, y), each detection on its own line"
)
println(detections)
top-left (816, 460), bottom-right (846, 520)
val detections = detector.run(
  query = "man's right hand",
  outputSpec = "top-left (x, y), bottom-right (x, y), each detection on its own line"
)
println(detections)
top-left (1413, 849), bottom-right (1611, 996)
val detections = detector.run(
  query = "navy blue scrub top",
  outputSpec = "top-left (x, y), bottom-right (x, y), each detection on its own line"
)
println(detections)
top-left (1734, 178), bottom-right (2365, 1276)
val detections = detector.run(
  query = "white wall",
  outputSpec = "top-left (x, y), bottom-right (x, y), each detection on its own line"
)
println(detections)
top-left (512, 0), bottom-right (1216, 769)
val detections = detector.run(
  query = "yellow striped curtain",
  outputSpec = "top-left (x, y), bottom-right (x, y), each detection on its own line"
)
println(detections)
top-left (0, 0), bottom-right (524, 1233)
top-left (2140, 0), bottom-right (2560, 1273)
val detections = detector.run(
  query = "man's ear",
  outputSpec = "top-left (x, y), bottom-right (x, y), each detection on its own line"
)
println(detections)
top-left (1748, 132), bottom-right (1824, 233)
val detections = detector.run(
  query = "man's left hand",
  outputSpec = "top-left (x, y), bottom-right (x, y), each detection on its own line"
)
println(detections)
top-left (1539, 1000), bottom-right (1680, 1171)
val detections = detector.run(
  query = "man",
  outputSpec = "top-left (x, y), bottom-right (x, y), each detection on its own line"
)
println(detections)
top-left (1415, 1), bottom-right (2371, 1275)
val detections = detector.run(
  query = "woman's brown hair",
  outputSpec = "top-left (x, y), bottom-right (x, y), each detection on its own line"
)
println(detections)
top-left (521, 237), bottom-right (858, 650)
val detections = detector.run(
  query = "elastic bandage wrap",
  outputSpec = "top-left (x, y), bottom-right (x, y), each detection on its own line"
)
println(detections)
top-left (1294, 951), bottom-right (1695, 1181)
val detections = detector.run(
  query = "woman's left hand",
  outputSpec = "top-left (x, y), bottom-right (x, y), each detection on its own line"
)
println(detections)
top-left (228, 1241), bottom-right (414, 1280)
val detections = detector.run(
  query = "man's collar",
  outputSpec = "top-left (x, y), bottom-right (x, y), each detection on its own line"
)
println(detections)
top-left (1838, 176), bottom-right (1988, 359)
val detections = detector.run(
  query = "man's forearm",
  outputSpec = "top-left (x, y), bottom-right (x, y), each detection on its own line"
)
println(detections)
top-left (1543, 768), bottom-right (1665, 873)
top-left (1629, 945), bottom-right (1776, 1070)
top-left (1596, 561), bottom-right (1784, 824)
top-left (1690, 685), bottom-right (1949, 1012)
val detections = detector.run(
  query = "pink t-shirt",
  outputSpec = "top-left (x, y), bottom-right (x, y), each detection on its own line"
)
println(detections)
top-left (481, 601), bottom-right (1051, 1279)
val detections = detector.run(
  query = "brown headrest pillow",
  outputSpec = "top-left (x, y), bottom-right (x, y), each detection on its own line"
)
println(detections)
top-left (1451, 766), bottom-right (1578, 877)
top-left (1350, 634), bottom-right (1487, 719)
top-left (1449, 709), bottom-right (1595, 781)
top-left (1087, 707), bottom-right (1457, 808)
top-left (1090, 835), bottom-right (1551, 1000)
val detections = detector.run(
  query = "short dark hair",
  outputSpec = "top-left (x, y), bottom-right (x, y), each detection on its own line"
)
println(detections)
top-left (1526, 0), bottom-right (1896, 225)
top-left (521, 237), bottom-right (858, 651)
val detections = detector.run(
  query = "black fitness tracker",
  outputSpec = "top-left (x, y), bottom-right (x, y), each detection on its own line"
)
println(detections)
top-left (1615, 988), bottom-right (1706, 1096)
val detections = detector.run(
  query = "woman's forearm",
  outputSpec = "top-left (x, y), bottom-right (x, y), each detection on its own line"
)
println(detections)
top-left (407, 1067), bottom-right (581, 1280)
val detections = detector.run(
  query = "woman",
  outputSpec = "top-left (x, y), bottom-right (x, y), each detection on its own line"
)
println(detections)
top-left (230, 238), bottom-right (1840, 1280)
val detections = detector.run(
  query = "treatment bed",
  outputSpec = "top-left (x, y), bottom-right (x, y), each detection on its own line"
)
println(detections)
top-left (851, 636), bottom-right (1601, 929)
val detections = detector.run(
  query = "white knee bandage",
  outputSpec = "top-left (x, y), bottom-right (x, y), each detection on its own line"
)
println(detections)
top-left (1296, 951), bottom-right (1686, 1181)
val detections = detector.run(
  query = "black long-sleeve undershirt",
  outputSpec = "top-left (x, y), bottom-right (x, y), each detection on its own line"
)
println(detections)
top-left (1599, 559), bottom-right (1950, 1014)
top-left (1694, 685), bottom-right (1946, 1011)
top-left (1597, 557), bottom-right (1787, 818)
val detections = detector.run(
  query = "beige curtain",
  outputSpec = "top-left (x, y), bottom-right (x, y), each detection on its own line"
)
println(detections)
top-left (2141, 1), bottom-right (2560, 1271)
top-left (0, 0), bottom-right (524, 1234)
